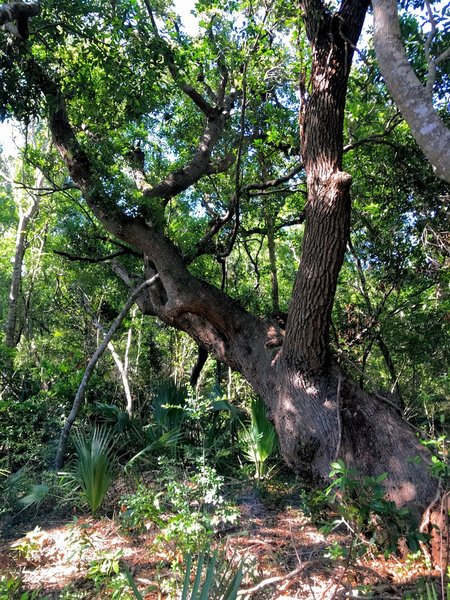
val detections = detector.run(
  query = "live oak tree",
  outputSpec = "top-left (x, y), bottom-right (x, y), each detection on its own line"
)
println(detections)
top-left (1, 0), bottom-right (448, 520)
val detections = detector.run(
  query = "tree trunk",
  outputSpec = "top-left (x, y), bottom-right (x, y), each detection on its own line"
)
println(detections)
top-left (266, 211), bottom-right (280, 314)
top-left (55, 275), bottom-right (159, 469)
top-left (91, 314), bottom-right (134, 416)
top-left (5, 172), bottom-right (43, 348)
top-left (283, 0), bottom-right (366, 373)
top-left (261, 364), bottom-right (436, 518)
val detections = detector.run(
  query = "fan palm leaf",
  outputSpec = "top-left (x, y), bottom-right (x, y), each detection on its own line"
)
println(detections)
top-left (241, 398), bottom-right (277, 479)
top-left (73, 427), bottom-right (116, 515)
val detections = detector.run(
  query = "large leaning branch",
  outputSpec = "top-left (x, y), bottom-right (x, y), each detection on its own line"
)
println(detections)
top-left (372, 0), bottom-right (450, 184)
top-left (54, 274), bottom-right (159, 469)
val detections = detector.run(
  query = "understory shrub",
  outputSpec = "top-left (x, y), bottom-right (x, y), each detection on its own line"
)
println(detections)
top-left (120, 461), bottom-right (239, 558)
top-left (313, 460), bottom-right (429, 558)
top-left (0, 391), bottom-right (62, 471)
top-left (240, 397), bottom-right (278, 480)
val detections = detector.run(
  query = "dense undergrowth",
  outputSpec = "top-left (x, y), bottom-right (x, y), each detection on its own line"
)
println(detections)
top-left (1, 377), bottom-right (449, 599)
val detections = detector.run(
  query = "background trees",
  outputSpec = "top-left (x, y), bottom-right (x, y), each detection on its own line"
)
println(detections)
top-left (0, 0), bottom-right (448, 519)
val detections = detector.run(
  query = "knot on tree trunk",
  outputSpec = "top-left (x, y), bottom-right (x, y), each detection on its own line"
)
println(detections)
top-left (319, 171), bottom-right (352, 205)
top-left (330, 170), bottom-right (352, 190)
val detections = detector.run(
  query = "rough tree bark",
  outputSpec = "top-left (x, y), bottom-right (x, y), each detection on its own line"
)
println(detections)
top-left (372, 0), bottom-right (450, 184)
top-left (13, 0), bottom-right (440, 521)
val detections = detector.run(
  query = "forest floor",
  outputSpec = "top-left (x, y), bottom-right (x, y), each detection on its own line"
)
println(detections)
top-left (0, 478), bottom-right (444, 599)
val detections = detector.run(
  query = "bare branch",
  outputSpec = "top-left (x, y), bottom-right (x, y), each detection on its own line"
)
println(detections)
top-left (424, 0), bottom-right (438, 97)
top-left (80, 292), bottom-right (134, 416)
top-left (54, 249), bottom-right (140, 263)
top-left (143, 109), bottom-right (231, 201)
top-left (188, 193), bottom-right (238, 261)
top-left (177, 82), bottom-right (218, 118)
top-left (245, 162), bottom-right (304, 192)
top-left (142, 1), bottom-right (217, 118)
top-left (243, 215), bottom-right (306, 236)
top-left (436, 46), bottom-right (450, 66)
top-left (189, 161), bottom-right (305, 261)
top-left (343, 134), bottom-right (399, 152)
top-left (206, 151), bottom-right (236, 175)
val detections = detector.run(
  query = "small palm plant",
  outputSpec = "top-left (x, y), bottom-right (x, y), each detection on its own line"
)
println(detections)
top-left (180, 550), bottom-right (244, 600)
top-left (123, 549), bottom-right (244, 600)
top-left (73, 427), bottom-right (116, 515)
top-left (241, 398), bottom-right (277, 480)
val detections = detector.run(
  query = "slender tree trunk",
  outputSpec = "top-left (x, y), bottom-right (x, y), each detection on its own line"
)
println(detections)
top-left (5, 172), bottom-right (43, 347)
top-left (348, 240), bottom-right (403, 403)
top-left (20, 222), bottom-right (48, 346)
top-left (266, 212), bottom-right (280, 314)
top-left (91, 314), bottom-right (134, 416)
top-left (55, 275), bottom-right (159, 469)
top-left (6, 211), bottom-right (28, 347)
top-left (376, 333), bottom-right (402, 404)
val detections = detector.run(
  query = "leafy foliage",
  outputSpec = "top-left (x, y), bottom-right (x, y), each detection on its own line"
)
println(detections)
top-left (120, 461), bottom-right (239, 558)
top-left (314, 460), bottom-right (429, 557)
top-left (0, 0), bottom-right (449, 595)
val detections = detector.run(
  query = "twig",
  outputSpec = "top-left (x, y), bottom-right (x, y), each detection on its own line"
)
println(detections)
top-left (342, 595), bottom-right (401, 599)
top-left (54, 249), bottom-right (133, 263)
top-left (237, 559), bottom-right (332, 596)
top-left (328, 535), bottom-right (355, 600)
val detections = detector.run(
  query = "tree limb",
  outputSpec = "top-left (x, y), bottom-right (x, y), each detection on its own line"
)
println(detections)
top-left (189, 162), bottom-right (305, 261)
top-left (0, 1), bottom-right (39, 40)
top-left (343, 134), bottom-right (399, 153)
top-left (245, 162), bottom-right (304, 192)
top-left (372, 0), bottom-right (450, 184)
top-left (142, 108), bottom-right (233, 201)
top-left (142, 0), bottom-right (218, 118)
